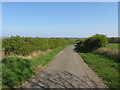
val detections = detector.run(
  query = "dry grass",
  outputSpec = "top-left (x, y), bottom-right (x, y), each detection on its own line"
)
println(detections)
top-left (3, 50), bottom-right (45, 60)
top-left (96, 47), bottom-right (119, 60)
top-left (24, 50), bottom-right (44, 59)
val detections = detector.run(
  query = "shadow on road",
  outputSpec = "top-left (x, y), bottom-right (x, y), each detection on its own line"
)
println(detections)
top-left (25, 71), bottom-right (105, 88)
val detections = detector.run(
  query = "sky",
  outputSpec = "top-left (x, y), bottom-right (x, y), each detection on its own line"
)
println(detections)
top-left (2, 2), bottom-right (118, 37)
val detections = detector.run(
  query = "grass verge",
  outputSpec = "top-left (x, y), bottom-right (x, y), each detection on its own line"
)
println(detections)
top-left (2, 46), bottom-right (67, 88)
top-left (80, 53), bottom-right (119, 89)
top-left (31, 46), bottom-right (65, 67)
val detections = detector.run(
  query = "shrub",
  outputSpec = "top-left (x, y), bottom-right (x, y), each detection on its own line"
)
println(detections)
top-left (24, 38), bottom-right (50, 51)
top-left (75, 34), bottom-right (108, 52)
top-left (2, 36), bottom-right (74, 56)
top-left (2, 57), bottom-right (34, 88)
top-left (2, 36), bottom-right (29, 56)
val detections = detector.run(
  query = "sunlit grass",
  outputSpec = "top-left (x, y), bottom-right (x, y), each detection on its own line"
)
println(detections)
top-left (106, 43), bottom-right (120, 50)
top-left (31, 47), bottom-right (65, 67)
top-left (80, 53), bottom-right (119, 88)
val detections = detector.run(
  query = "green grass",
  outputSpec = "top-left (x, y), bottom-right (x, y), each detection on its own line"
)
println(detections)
top-left (106, 43), bottom-right (120, 50)
top-left (2, 46), bottom-right (67, 88)
top-left (80, 53), bottom-right (119, 88)
top-left (2, 57), bottom-right (34, 88)
top-left (31, 47), bottom-right (66, 67)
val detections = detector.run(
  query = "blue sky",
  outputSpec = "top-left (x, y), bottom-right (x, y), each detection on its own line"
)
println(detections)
top-left (2, 2), bottom-right (118, 37)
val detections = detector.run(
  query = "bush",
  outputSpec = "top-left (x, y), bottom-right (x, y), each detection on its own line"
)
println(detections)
top-left (24, 37), bottom-right (50, 51)
top-left (75, 34), bottom-right (108, 52)
top-left (2, 57), bottom-right (34, 88)
top-left (2, 36), bottom-right (29, 56)
top-left (2, 36), bottom-right (74, 56)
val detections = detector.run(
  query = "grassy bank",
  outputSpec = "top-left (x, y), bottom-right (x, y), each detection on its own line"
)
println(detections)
top-left (2, 46), bottom-right (68, 88)
top-left (2, 57), bottom-right (34, 88)
top-left (31, 46), bottom-right (66, 67)
top-left (80, 52), bottom-right (119, 88)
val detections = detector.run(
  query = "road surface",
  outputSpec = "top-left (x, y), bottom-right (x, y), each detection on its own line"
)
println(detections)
top-left (22, 45), bottom-right (107, 88)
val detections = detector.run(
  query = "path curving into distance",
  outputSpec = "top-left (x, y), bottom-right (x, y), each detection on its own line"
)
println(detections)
top-left (22, 45), bottom-right (107, 88)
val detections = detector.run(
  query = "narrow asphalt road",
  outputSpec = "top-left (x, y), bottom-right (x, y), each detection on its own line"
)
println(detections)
top-left (22, 45), bottom-right (107, 88)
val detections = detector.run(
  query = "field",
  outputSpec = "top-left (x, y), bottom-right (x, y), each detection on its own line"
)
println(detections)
top-left (106, 43), bottom-right (120, 50)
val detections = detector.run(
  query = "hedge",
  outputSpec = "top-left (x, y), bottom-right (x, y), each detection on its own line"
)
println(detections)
top-left (2, 36), bottom-right (73, 56)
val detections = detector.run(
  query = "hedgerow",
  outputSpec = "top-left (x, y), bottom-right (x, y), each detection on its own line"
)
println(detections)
top-left (2, 36), bottom-right (73, 56)
top-left (2, 36), bottom-right (29, 56)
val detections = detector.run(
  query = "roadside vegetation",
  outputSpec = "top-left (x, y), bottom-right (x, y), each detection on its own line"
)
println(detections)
top-left (31, 47), bottom-right (65, 67)
top-left (2, 36), bottom-right (73, 56)
top-left (75, 34), bottom-right (119, 88)
top-left (2, 57), bottom-right (34, 88)
top-left (80, 53), bottom-right (119, 88)
top-left (2, 36), bottom-right (74, 88)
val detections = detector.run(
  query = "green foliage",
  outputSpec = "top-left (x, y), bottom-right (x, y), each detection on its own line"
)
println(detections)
top-left (80, 53), bottom-right (119, 88)
top-left (2, 57), bottom-right (34, 88)
top-left (2, 36), bottom-right (74, 56)
top-left (24, 37), bottom-right (50, 51)
top-left (75, 34), bottom-right (108, 52)
top-left (84, 34), bottom-right (108, 48)
top-left (2, 36), bottom-right (29, 56)
top-left (2, 47), bottom-right (67, 88)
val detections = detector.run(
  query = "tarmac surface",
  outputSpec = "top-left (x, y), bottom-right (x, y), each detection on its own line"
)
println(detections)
top-left (22, 45), bottom-right (107, 88)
